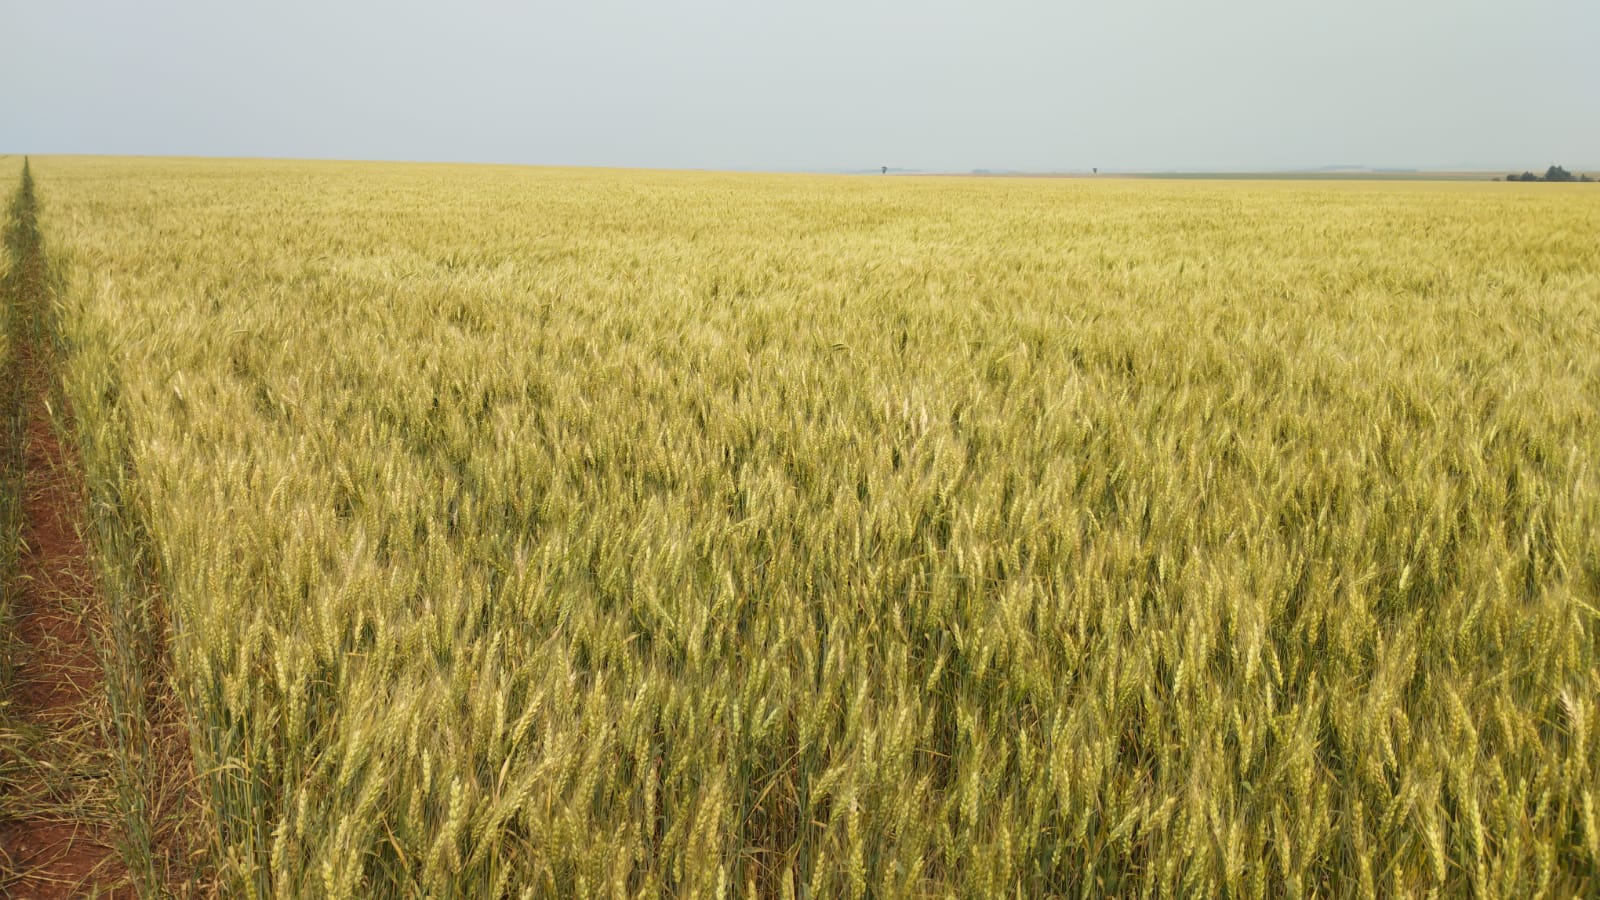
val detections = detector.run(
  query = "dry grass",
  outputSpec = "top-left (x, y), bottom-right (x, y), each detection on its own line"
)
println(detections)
top-left (0, 158), bottom-right (24, 864)
top-left (2, 159), bottom-right (138, 898)
top-left (25, 156), bottom-right (1600, 897)
top-left (1, 153), bottom-right (21, 665)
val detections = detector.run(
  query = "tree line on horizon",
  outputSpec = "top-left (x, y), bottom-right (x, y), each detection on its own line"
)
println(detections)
top-left (1498, 165), bottom-right (1592, 182)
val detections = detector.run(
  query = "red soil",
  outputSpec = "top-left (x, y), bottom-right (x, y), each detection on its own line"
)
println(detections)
top-left (0, 344), bottom-right (132, 898)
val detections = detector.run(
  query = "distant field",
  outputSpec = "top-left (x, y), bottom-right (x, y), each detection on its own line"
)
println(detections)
top-left (21, 157), bottom-right (1600, 895)
top-left (1131, 170), bottom-right (1524, 181)
top-left (925, 169), bottom-right (1567, 181)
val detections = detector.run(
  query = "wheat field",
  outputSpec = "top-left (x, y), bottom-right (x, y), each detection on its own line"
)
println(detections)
top-left (20, 157), bottom-right (1600, 896)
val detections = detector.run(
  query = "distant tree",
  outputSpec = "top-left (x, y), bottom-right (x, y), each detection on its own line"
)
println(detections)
top-left (1502, 167), bottom-right (1589, 183)
top-left (1582, 174), bottom-right (1595, 182)
top-left (882, 166), bottom-right (888, 175)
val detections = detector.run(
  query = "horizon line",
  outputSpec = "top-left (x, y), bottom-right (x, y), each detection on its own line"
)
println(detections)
top-left (6, 151), bottom-right (1598, 179)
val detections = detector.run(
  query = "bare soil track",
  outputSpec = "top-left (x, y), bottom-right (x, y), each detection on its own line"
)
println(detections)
top-left (1, 165), bottom-right (131, 898)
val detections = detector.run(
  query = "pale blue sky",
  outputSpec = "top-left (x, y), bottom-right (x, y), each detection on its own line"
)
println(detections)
top-left (5, 0), bottom-right (1597, 172)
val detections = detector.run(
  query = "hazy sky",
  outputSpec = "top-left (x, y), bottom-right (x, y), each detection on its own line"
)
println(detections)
top-left (5, 0), bottom-right (1597, 172)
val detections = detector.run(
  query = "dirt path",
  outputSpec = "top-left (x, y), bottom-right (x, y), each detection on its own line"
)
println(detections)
top-left (1, 164), bottom-right (132, 897)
